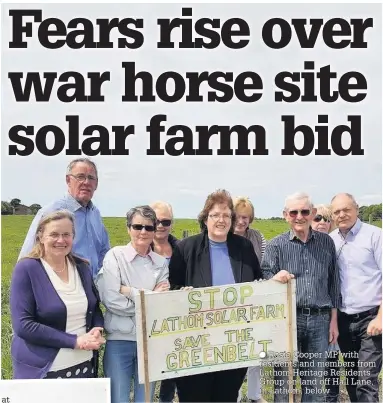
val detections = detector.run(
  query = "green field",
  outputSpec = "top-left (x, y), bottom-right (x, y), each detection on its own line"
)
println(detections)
top-left (1, 216), bottom-right (288, 384)
top-left (1, 216), bottom-right (381, 401)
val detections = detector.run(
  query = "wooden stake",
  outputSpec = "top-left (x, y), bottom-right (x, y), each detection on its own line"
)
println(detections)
top-left (287, 280), bottom-right (294, 403)
top-left (139, 290), bottom-right (151, 402)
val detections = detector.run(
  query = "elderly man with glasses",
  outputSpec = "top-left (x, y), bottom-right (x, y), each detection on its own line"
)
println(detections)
top-left (18, 158), bottom-right (110, 278)
top-left (261, 192), bottom-right (340, 403)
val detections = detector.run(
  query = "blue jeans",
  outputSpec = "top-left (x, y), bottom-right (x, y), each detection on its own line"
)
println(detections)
top-left (273, 310), bottom-right (330, 402)
top-left (324, 348), bottom-right (340, 402)
top-left (104, 340), bottom-right (155, 403)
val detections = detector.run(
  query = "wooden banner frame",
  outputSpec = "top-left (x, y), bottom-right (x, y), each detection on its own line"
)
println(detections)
top-left (287, 280), bottom-right (294, 403)
top-left (136, 280), bottom-right (298, 398)
top-left (139, 289), bottom-right (151, 403)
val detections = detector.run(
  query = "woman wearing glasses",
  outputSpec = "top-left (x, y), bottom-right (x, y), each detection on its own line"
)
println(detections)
top-left (311, 205), bottom-right (335, 234)
top-left (311, 204), bottom-right (340, 403)
top-left (10, 210), bottom-right (105, 379)
top-left (169, 189), bottom-right (263, 402)
top-left (150, 201), bottom-right (179, 267)
top-left (96, 205), bottom-right (169, 403)
top-left (149, 201), bottom-right (180, 403)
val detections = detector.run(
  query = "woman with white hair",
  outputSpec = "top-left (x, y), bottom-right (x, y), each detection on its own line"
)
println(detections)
top-left (311, 204), bottom-right (340, 403)
top-left (96, 205), bottom-right (170, 403)
top-left (311, 204), bottom-right (335, 234)
top-left (150, 201), bottom-right (179, 403)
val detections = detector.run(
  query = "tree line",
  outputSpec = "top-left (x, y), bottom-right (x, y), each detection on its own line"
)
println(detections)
top-left (358, 203), bottom-right (382, 222)
top-left (1, 198), bottom-right (382, 221)
top-left (1, 199), bottom-right (42, 215)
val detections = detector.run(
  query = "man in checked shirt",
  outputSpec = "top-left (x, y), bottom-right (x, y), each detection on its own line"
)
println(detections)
top-left (262, 192), bottom-right (340, 403)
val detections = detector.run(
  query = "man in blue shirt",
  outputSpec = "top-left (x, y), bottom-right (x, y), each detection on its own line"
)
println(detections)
top-left (330, 193), bottom-right (382, 403)
top-left (19, 158), bottom-right (110, 278)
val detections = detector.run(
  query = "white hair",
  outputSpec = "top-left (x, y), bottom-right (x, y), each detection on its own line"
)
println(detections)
top-left (66, 158), bottom-right (98, 177)
top-left (331, 193), bottom-right (359, 209)
top-left (284, 192), bottom-right (314, 211)
top-left (150, 200), bottom-right (174, 218)
top-left (314, 204), bottom-right (332, 218)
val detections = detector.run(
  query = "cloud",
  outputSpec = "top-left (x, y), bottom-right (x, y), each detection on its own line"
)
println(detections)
top-left (101, 170), bottom-right (119, 180)
top-left (358, 194), bottom-right (382, 204)
top-left (178, 188), bottom-right (204, 196)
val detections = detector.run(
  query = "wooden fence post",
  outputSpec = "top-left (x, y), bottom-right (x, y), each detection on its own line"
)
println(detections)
top-left (139, 290), bottom-right (151, 402)
top-left (287, 281), bottom-right (294, 403)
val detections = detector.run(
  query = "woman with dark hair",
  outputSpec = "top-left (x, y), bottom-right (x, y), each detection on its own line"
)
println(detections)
top-left (96, 205), bottom-right (170, 403)
top-left (10, 210), bottom-right (105, 380)
top-left (169, 189), bottom-right (263, 402)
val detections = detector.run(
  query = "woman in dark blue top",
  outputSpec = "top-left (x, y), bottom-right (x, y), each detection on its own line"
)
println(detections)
top-left (10, 210), bottom-right (105, 379)
top-left (169, 189), bottom-right (262, 403)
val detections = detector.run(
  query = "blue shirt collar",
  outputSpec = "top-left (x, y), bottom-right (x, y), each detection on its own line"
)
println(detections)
top-left (338, 218), bottom-right (362, 236)
top-left (64, 192), bottom-right (94, 211)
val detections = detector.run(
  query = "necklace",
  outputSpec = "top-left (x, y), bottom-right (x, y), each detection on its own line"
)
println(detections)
top-left (53, 261), bottom-right (67, 274)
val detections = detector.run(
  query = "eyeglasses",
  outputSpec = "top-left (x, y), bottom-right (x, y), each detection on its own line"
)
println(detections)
top-left (47, 232), bottom-right (73, 240)
top-left (69, 174), bottom-right (97, 183)
top-left (313, 215), bottom-right (330, 223)
top-left (288, 209), bottom-right (311, 217)
top-left (130, 224), bottom-right (155, 232)
top-left (209, 213), bottom-right (232, 221)
top-left (156, 219), bottom-right (172, 227)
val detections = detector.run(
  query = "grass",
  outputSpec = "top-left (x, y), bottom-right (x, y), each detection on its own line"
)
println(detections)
top-left (1, 216), bottom-right (288, 381)
top-left (1, 216), bottom-right (381, 402)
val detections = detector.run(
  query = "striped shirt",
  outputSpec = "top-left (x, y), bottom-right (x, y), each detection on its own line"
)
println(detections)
top-left (261, 229), bottom-right (340, 309)
top-left (261, 235), bottom-right (266, 257)
top-left (245, 228), bottom-right (267, 263)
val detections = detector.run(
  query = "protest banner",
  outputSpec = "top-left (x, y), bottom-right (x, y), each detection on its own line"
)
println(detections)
top-left (136, 279), bottom-right (298, 399)
top-left (0, 379), bottom-right (111, 403)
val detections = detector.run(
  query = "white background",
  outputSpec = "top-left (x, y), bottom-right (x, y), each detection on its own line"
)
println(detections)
top-left (1, 3), bottom-right (382, 217)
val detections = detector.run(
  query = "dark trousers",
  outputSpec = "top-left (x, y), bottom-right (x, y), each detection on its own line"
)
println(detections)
top-left (324, 350), bottom-right (340, 402)
top-left (274, 311), bottom-right (330, 402)
top-left (159, 378), bottom-right (177, 403)
top-left (338, 307), bottom-right (382, 403)
top-left (175, 367), bottom-right (247, 402)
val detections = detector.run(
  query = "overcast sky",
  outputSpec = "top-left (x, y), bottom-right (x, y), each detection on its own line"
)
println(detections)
top-left (1, 3), bottom-right (381, 218)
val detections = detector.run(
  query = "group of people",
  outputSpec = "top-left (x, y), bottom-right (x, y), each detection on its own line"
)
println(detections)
top-left (9, 157), bottom-right (382, 403)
